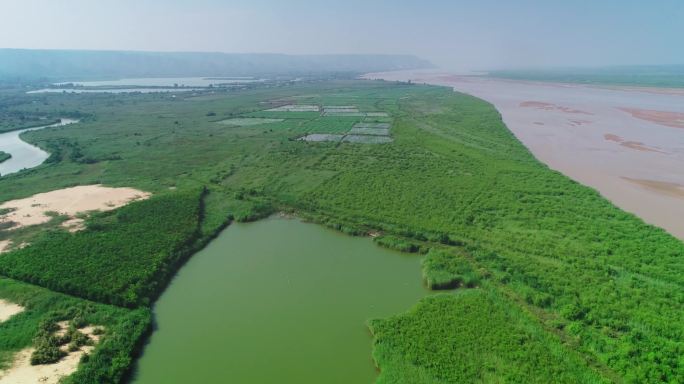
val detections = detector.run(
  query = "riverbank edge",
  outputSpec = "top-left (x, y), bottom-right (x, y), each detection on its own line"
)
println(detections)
top-left (0, 118), bottom-right (62, 135)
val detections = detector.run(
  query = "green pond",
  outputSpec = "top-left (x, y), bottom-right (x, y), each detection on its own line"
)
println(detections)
top-left (132, 217), bottom-right (427, 383)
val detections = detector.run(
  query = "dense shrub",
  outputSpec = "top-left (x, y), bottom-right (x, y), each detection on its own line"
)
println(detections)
top-left (0, 189), bottom-right (203, 307)
top-left (421, 249), bottom-right (480, 289)
top-left (373, 235), bottom-right (423, 253)
top-left (369, 291), bottom-right (608, 383)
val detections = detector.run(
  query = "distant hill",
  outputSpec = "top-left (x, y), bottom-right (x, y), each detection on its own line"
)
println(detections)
top-left (489, 65), bottom-right (684, 88)
top-left (0, 49), bottom-right (433, 81)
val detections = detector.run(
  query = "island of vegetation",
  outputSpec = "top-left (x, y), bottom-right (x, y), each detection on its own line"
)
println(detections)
top-left (0, 77), bottom-right (682, 383)
top-left (0, 151), bottom-right (10, 164)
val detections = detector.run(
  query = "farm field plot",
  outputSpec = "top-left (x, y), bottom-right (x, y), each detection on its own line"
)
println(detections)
top-left (265, 104), bottom-right (320, 112)
top-left (349, 123), bottom-right (391, 136)
top-left (342, 135), bottom-right (393, 143)
top-left (0, 79), bottom-right (682, 383)
top-left (216, 117), bottom-right (284, 126)
top-left (299, 133), bottom-right (344, 142)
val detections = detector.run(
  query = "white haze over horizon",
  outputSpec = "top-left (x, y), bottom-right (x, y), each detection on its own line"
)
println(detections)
top-left (2, 0), bottom-right (683, 71)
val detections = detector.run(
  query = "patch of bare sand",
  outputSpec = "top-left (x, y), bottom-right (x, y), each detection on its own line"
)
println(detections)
top-left (569, 119), bottom-right (591, 127)
top-left (0, 322), bottom-right (102, 384)
top-left (520, 101), bottom-right (593, 115)
top-left (622, 177), bottom-right (684, 199)
top-left (0, 299), bottom-right (24, 323)
top-left (604, 134), bottom-right (666, 153)
top-left (0, 240), bottom-right (10, 254)
top-left (618, 107), bottom-right (684, 129)
top-left (0, 185), bottom-right (150, 231)
top-left (60, 218), bottom-right (85, 233)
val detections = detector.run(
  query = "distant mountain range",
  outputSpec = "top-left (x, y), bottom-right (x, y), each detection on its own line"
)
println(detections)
top-left (0, 49), bottom-right (433, 81)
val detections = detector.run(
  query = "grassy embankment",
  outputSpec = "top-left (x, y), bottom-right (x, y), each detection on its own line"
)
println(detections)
top-left (0, 80), bottom-right (682, 382)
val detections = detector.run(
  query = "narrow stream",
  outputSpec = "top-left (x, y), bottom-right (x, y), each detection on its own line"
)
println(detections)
top-left (0, 119), bottom-right (77, 176)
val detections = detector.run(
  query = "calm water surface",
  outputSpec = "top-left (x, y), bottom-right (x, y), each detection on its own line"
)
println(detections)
top-left (132, 217), bottom-right (427, 383)
top-left (0, 119), bottom-right (77, 176)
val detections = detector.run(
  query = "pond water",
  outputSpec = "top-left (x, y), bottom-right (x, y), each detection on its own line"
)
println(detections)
top-left (131, 217), bottom-right (427, 384)
top-left (0, 119), bottom-right (78, 177)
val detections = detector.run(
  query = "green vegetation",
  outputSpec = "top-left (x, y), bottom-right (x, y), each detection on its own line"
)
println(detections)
top-left (421, 249), bottom-right (480, 289)
top-left (0, 277), bottom-right (150, 382)
top-left (0, 151), bottom-right (10, 163)
top-left (373, 235), bottom-right (426, 254)
top-left (0, 79), bottom-right (682, 382)
top-left (0, 92), bottom-right (80, 133)
top-left (0, 190), bottom-right (203, 307)
top-left (0, 113), bottom-right (61, 134)
top-left (490, 65), bottom-right (684, 88)
top-left (369, 291), bottom-right (608, 383)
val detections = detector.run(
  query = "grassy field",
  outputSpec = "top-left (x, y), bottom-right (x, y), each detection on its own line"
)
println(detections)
top-left (0, 90), bottom-right (69, 133)
top-left (0, 79), bottom-right (682, 382)
top-left (0, 277), bottom-right (150, 383)
top-left (0, 190), bottom-right (204, 307)
top-left (369, 290), bottom-right (609, 383)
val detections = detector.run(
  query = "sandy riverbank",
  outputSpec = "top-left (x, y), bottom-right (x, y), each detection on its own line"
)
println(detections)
top-left (365, 71), bottom-right (684, 239)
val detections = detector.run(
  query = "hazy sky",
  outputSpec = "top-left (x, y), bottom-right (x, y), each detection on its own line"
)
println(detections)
top-left (2, 0), bottom-right (683, 70)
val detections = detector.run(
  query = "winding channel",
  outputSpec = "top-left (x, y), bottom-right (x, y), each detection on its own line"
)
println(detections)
top-left (0, 119), bottom-right (78, 177)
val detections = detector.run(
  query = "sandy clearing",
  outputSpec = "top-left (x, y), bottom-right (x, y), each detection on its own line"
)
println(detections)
top-left (0, 322), bottom-right (102, 384)
top-left (0, 299), bottom-right (24, 323)
top-left (0, 240), bottom-right (10, 254)
top-left (618, 107), bottom-right (684, 129)
top-left (60, 218), bottom-right (85, 233)
top-left (0, 185), bottom-right (150, 230)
